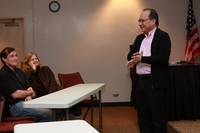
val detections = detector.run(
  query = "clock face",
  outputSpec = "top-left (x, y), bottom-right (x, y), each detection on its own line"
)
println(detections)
top-left (49, 1), bottom-right (60, 12)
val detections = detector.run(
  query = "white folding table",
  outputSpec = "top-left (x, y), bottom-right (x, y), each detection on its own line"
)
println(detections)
top-left (23, 83), bottom-right (105, 132)
top-left (14, 120), bottom-right (99, 133)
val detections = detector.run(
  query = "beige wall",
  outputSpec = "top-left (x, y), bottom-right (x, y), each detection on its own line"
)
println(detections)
top-left (0, 18), bottom-right (24, 68)
top-left (0, 0), bottom-right (200, 102)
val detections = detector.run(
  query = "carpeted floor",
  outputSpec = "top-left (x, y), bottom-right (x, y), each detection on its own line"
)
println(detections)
top-left (168, 120), bottom-right (200, 133)
top-left (82, 106), bottom-right (139, 133)
top-left (82, 106), bottom-right (200, 133)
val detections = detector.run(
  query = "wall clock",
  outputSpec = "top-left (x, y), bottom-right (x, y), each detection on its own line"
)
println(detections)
top-left (49, 1), bottom-right (60, 12)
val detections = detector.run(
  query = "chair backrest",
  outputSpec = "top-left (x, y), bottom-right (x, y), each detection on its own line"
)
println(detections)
top-left (0, 92), bottom-right (11, 118)
top-left (58, 72), bottom-right (84, 88)
top-left (0, 95), bottom-right (5, 123)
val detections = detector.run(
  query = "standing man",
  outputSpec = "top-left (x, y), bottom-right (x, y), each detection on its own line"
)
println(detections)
top-left (0, 47), bottom-right (52, 122)
top-left (127, 8), bottom-right (171, 133)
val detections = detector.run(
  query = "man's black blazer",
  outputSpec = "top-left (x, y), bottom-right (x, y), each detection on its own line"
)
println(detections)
top-left (127, 28), bottom-right (171, 89)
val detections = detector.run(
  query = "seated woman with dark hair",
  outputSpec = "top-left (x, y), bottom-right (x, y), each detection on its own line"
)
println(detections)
top-left (21, 53), bottom-right (82, 120)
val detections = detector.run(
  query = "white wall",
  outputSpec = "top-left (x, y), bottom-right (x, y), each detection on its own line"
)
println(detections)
top-left (0, 0), bottom-right (200, 102)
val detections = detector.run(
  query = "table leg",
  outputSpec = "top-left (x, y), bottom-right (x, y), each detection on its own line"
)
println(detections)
top-left (99, 90), bottom-right (102, 132)
top-left (65, 108), bottom-right (69, 120)
top-left (52, 109), bottom-right (56, 121)
top-left (91, 95), bottom-right (94, 126)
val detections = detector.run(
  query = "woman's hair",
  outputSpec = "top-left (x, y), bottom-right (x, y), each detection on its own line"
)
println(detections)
top-left (21, 53), bottom-right (43, 71)
top-left (0, 47), bottom-right (15, 64)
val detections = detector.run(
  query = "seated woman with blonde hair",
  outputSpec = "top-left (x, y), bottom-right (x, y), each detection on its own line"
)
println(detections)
top-left (21, 53), bottom-right (82, 120)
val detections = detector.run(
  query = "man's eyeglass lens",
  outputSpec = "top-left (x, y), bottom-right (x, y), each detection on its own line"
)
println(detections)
top-left (138, 19), bottom-right (150, 23)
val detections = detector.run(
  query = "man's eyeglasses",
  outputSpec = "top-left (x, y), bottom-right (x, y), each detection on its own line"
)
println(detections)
top-left (138, 18), bottom-right (150, 23)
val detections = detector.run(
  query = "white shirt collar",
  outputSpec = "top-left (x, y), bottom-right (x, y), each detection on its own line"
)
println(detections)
top-left (145, 27), bottom-right (157, 37)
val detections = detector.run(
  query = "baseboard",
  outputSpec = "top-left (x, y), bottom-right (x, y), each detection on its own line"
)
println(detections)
top-left (82, 102), bottom-right (135, 107)
top-left (102, 102), bottom-right (133, 107)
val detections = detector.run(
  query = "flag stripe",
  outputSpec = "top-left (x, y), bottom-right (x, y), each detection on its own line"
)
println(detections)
top-left (184, 0), bottom-right (200, 62)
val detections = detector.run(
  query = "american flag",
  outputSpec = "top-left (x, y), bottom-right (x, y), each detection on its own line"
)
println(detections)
top-left (185, 0), bottom-right (200, 62)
